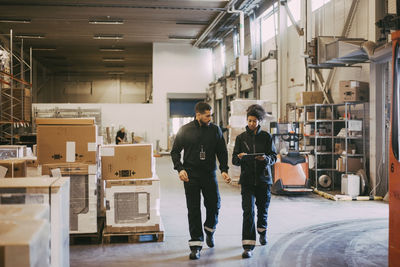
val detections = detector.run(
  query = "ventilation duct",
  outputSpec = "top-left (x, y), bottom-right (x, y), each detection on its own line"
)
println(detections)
top-left (308, 36), bottom-right (372, 68)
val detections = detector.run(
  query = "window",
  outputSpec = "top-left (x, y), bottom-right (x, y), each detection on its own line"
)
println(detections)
top-left (312, 0), bottom-right (331, 12)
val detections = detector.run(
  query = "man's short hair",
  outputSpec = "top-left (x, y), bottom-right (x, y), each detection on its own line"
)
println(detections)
top-left (195, 102), bottom-right (212, 114)
top-left (246, 104), bottom-right (265, 121)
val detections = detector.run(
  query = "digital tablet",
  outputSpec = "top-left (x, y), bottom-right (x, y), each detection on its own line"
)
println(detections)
top-left (242, 153), bottom-right (265, 159)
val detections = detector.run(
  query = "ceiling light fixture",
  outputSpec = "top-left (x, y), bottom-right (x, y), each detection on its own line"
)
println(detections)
top-left (168, 35), bottom-right (197, 41)
top-left (89, 19), bottom-right (124, 25)
top-left (93, 34), bottom-right (123, 40)
top-left (15, 34), bottom-right (45, 39)
top-left (102, 57), bottom-right (125, 62)
top-left (99, 47), bottom-right (125, 52)
top-left (108, 71), bottom-right (125, 75)
top-left (32, 47), bottom-right (57, 51)
top-left (176, 21), bottom-right (208, 25)
top-left (0, 18), bottom-right (31, 23)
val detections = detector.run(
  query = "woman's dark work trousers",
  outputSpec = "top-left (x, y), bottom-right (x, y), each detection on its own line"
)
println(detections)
top-left (184, 172), bottom-right (220, 250)
top-left (241, 183), bottom-right (271, 250)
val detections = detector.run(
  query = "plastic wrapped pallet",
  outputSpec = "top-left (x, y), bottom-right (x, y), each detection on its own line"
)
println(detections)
top-left (0, 177), bottom-right (70, 267)
top-left (230, 99), bottom-right (272, 116)
top-left (104, 175), bottom-right (160, 232)
top-left (42, 163), bottom-right (98, 234)
top-left (0, 219), bottom-right (51, 267)
top-left (0, 145), bottom-right (26, 159)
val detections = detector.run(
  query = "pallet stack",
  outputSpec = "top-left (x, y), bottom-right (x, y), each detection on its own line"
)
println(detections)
top-left (36, 118), bottom-right (102, 241)
top-left (100, 144), bottom-right (163, 243)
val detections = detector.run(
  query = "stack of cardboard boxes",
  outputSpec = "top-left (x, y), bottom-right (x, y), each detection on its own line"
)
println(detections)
top-left (339, 81), bottom-right (369, 102)
top-left (100, 144), bottom-right (161, 233)
top-left (0, 145), bottom-right (30, 177)
top-left (37, 118), bottom-right (100, 235)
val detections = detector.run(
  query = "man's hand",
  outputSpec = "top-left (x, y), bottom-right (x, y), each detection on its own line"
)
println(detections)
top-left (179, 170), bottom-right (189, 182)
top-left (222, 172), bottom-right (231, 183)
top-left (255, 155), bottom-right (266, 161)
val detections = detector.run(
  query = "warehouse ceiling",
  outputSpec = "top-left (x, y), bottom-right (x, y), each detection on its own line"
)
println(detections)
top-left (0, 0), bottom-right (235, 76)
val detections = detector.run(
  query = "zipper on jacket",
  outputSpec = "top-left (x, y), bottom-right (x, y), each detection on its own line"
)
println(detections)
top-left (253, 135), bottom-right (257, 186)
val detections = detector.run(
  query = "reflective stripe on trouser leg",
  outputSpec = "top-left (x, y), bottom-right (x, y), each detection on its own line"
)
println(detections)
top-left (189, 241), bottom-right (204, 247)
top-left (242, 240), bottom-right (257, 246)
top-left (204, 226), bottom-right (215, 233)
top-left (202, 174), bottom-right (220, 234)
top-left (257, 228), bottom-right (266, 233)
top-left (184, 178), bottom-right (204, 249)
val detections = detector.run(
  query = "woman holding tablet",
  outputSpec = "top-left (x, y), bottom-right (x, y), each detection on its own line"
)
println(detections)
top-left (232, 104), bottom-right (277, 258)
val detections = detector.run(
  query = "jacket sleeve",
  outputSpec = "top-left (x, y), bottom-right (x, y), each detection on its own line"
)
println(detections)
top-left (216, 127), bottom-right (229, 173)
top-left (264, 133), bottom-right (277, 165)
top-left (170, 127), bottom-right (185, 173)
top-left (232, 134), bottom-right (242, 166)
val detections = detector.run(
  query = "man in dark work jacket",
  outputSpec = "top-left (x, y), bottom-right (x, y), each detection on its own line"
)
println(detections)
top-left (171, 102), bottom-right (231, 260)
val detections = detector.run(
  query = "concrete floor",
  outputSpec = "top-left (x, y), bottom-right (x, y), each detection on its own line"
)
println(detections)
top-left (71, 156), bottom-right (388, 267)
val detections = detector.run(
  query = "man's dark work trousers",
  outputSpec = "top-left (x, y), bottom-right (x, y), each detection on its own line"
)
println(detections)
top-left (241, 183), bottom-right (271, 250)
top-left (184, 171), bottom-right (220, 250)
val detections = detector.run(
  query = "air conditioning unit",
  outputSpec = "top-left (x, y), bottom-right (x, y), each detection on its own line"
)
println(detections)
top-left (105, 177), bottom-right (160, 231)
top-left (42, 163), bottom-right (98, 234)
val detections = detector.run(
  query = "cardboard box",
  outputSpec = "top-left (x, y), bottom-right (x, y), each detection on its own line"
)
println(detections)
top-left (36, 117), bottom-right (95, 125)
top-left (37, 125), bottom-right (97, 164)
top-left (0, 219), bottom-right (51, 267)
top-left (336, 157), bottom-right (363, 172)
top-left (0, 177), bottom-right (70, 267)
top-left (101, 144), bottom-right (154, 179)
top-left (296, 91), bottom-right (324, 106)
top-left (104, 176), bottom-right (160, 231)
top-left (0, 204), bottom-right (49, 221)
top-left (0, 159), bottom-right (27, 178)
top-left (339, 80), bottom-right (369, 102)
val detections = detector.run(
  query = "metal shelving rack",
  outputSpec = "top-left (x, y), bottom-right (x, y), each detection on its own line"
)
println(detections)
top-left (298, 102), bottom-right (367, 190)
top-left (0, 29), bottom-right (32, 145)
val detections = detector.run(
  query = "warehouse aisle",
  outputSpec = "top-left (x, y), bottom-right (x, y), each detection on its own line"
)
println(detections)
top-left (70, 156), bottom-right (388, 267)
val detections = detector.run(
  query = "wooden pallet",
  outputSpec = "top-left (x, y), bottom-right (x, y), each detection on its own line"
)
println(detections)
top-left (102, 222), bottom-right (164, 244)
top-left (70, 217), bottom-right (105, 245)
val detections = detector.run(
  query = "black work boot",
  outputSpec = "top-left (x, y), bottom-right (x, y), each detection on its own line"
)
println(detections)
top-left (189, 249), bottom-right (200, 260)
top-left (242, 249), bottom-right (252, 258)
top-left (259, 233), bottom-right (267, 245)
top-left (206, 233), bottom-right (214, 248)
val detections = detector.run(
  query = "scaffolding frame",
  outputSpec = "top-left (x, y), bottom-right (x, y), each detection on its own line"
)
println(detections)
top-left (0, 29), bottom-right (33, 144)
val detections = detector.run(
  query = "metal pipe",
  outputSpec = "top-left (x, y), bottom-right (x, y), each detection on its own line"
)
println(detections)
top-left (227, 6), bottom-right (245, 56)
top-left (10, 29), bottom-right (13, 144)
top-left (194, 0), bottom-right (239, 47)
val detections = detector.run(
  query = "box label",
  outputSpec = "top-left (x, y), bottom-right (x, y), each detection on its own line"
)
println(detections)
top-left (66, 142), bottom-right (76, 162)
top-left (88, 142), bottom-right (97, 152)
top-left (101, 147), bottom-right (115, 157)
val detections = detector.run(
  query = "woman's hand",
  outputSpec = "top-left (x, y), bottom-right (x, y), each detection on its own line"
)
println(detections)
top-left (238, 153), bottom-right (247, 159)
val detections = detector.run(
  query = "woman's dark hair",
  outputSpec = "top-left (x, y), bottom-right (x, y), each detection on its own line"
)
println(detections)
top-left (195, 102), bottom-right (212, 114)
top-left (246, 104), bottom-right (265, 121)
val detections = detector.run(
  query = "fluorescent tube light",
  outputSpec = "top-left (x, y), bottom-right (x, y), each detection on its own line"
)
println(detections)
top-left (102, 58), bottom-right (125, 62)
top-left (168, 35), bottom-right (197, 41)
top-left (93, 34), bottom-right (123, 40)
top-left (99, 47), bottom-right (125, 52)
top-left (176, 21), bottom-right (208, 25)
top-left (32, 47), bottom-right (57, 51)
top-left (89, 19), bottom-right (124, 25)
top-left (0, 18), bottom-right (31, 23)
top-left (108, 71), bottom-right (125, 75)
top-left (15, 34), bottom-right (45, 39)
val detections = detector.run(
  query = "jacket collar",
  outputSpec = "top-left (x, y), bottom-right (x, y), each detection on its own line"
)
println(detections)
top-left (246, 125), bottom-right (261, 135)
top-left (194, 119), bottom-right (210, 128)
